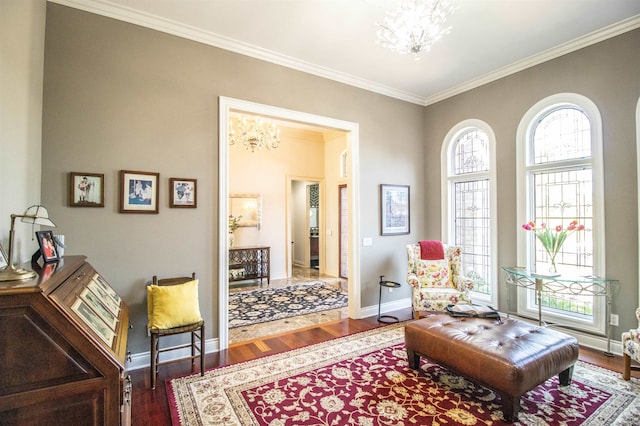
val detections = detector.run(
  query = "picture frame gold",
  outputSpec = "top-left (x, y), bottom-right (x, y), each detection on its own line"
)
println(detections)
top-left (229, 193), bottom-right (262, 229)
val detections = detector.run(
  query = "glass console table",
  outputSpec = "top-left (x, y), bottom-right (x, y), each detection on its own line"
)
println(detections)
top-left (501, 266), bottom-right (617, 355)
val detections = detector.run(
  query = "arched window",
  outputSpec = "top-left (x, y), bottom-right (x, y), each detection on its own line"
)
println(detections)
top-left (517, 93), bottom-right (605, 334)
top-left (442, 120), bottom-right (497, 305)
top-left (636, 96), bottom-right (640, 306)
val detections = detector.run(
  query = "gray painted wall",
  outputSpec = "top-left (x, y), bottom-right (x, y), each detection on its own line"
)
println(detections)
top-left (37, 3), bottom-right (640, 355)
top-left (41, 4), bottom-right (425, 353)
top-left (422, 29), bottom-right (640, 333)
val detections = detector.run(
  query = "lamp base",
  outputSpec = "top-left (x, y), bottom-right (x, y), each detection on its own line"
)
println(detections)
top-left (0, 265), bottom-right (37, 282)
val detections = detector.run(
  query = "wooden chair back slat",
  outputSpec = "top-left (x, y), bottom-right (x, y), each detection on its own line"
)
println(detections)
top-left (152, 272), bottom-right (196, 287)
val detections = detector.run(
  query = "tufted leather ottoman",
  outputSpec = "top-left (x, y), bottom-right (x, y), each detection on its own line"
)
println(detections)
top-left (405, 315), bottom-right (579, 423)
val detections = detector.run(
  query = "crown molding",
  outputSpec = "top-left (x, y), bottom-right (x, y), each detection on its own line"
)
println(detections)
top-left (48, 1), bottom-right (640, 107)
top-left (47, 0), bottom-right (426, 105)
top-left (423, 14), bottom-right (640, 106)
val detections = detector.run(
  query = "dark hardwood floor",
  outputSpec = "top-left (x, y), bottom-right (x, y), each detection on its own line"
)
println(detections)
top-left (131, 308), bottom-right (638, 425)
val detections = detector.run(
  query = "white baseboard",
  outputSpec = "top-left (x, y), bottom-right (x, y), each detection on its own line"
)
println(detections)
top-left (362, 299), bottom-right (623, 356)
top-left (126, 301), bottom-right (623, 371)
top-left (126, 338), bottom-right (220, 371)
top-left (361, 297), bottom-right (412, 320)
top-left (509, 315), bottom-right (623, 356)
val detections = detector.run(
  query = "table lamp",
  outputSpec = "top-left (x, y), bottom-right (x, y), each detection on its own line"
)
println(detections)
top-left (0, 205), bottom-right (56, 282)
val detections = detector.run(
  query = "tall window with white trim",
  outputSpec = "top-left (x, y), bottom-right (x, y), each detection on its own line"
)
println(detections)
top-left (443, 121), bottom-right (497, 304)
top-left (518, 94), bottom-right (605, 333)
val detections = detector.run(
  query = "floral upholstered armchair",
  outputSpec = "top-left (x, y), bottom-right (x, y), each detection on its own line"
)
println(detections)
top-left (622, 307), bottom-right (640, 380)
top-left (406, 242), bottom-right (473, 319)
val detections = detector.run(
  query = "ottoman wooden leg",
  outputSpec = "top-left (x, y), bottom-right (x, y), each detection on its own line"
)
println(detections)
top-left (558, 365), bottom-right (575, 386)
top-left (406, 349), bottom-right (420, 369)
top-left (502, 394), bottom-right (520, 423)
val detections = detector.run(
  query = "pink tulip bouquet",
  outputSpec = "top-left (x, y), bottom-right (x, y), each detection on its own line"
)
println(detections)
top-left (522, 219), bottom-right (585, 272)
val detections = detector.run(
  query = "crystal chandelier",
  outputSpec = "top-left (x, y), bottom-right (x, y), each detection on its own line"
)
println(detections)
top-left (229, 114), bottom-right (281, 152)
top-left (376, 0), bottom-right (456, 60)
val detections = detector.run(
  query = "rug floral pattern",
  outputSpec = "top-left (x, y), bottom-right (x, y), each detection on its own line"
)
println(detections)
top-left (228, 282), bottom-right (348, 329)
top-left (168, 324), bottom-right (640, 425)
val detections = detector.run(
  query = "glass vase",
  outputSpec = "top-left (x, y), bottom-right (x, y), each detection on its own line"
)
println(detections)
top-left (547, 250), bottom-right (558, 273)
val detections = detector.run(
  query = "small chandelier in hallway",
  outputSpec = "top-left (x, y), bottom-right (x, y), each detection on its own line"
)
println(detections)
top-left (376, 0), bottom-right (456, 60)
top-left (229, 114), bottom-right (281, 152)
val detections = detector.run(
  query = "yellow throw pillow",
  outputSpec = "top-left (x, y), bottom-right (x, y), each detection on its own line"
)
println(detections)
top-left (147, 279), bottom-right (202, 329)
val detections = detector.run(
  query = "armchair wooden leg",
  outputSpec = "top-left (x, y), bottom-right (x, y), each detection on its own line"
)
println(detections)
top-left (623, 353), bottom-right (631, 380)
top-left (414, 310), bottom-right (420, 320)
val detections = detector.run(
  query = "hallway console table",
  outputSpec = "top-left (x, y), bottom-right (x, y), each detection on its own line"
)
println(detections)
top-left (501, 266), bottom-right (617, 355)
top-left (0, 256), bottom-right (131, 425)
top-left (229, 246), bottom-right (270, 285)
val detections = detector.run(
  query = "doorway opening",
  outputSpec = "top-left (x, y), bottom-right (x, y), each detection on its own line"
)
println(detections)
top-left (290, 179), bottom-right (322, 273)
top-left (218, 97), bottom-right (361, 350)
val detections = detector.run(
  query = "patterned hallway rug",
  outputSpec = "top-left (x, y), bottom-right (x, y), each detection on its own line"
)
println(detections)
top-left (228, 282), bottom-right (348, 329)
top-left (167, 324), bottom-right (640, 425)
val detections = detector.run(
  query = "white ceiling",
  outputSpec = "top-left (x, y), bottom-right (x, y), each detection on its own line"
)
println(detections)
top-left (52, 0), bottom-right (640, 105)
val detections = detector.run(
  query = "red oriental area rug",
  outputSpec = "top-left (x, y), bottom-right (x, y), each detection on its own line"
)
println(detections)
top-left (167, 324), bottom-right (640, 425)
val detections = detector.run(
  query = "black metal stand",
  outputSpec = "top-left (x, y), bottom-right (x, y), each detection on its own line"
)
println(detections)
top-left (378, 275), bottom-right (401, 323)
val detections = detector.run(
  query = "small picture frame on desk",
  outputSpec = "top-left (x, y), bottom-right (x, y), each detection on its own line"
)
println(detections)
top-left (35, 230), bottom-right (60, 263)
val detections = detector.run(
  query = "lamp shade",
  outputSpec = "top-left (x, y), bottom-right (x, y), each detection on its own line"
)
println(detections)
top-left (0, 204), bottom-right (56, 281)
top-left (21, 205), bottom-right (56, 228)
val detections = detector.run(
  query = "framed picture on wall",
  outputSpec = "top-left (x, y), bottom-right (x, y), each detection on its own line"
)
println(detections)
top-left (69, 172), bottom-right (104, 207)
top-left (229, 193), bottom-right (262, 229)
top-left (169, 178), bottom-right (197, 208)
top-left (119, 170), bottom-right (159, 213)
top-left (380, 184), bottom-right (410, 235)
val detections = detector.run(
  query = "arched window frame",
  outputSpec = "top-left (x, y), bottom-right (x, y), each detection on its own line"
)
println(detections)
top-left (636, 96), bottom-right (640, 308)
top-left (516, 93), bottom-right (606, 335)
top-left (441, 119), bottom-right (498, 306)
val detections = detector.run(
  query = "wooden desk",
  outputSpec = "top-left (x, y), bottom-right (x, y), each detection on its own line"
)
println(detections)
top-left (0, 256), bottom-right (131, 425)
